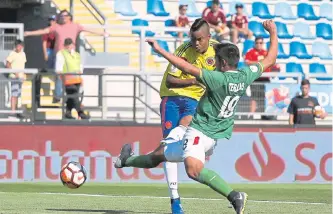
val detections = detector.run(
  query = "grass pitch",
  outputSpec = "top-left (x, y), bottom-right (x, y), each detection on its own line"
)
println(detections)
top-left (0, 183), bottom-right (331, 214)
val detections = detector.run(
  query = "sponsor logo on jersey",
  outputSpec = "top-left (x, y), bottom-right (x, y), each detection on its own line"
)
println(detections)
top-left (165, 121), bottom-right (173, 129)
top-left (249, 65), bottom-right (259, 73)
top-left (206, 57), bottom-right (215, 66)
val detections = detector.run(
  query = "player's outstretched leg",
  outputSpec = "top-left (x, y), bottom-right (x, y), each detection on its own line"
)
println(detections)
top-left (114, 143), bottom-right (166, 169)
top-left (185, 157), bottom-right (248, 214)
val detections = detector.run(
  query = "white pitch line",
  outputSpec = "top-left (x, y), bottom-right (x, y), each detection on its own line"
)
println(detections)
top-left (1, 192), bottom-right (326, 205)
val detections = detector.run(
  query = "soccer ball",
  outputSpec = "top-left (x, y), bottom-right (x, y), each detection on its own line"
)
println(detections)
top-left (313, 105), bottom-right (324, 118)
top-left (60, 161), bottom-right (87, 189)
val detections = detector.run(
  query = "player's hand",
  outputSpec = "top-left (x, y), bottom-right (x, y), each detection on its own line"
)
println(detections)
top-left (24, 32), bottom-right (30, 37)
top-left (146, 39), bottom-right (162, 53)
top-left (263, 20), bottom-right (276, 34)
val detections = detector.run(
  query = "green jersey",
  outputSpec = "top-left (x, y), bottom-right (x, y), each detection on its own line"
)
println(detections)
top-left (190, 62), bottom-right (264, 139)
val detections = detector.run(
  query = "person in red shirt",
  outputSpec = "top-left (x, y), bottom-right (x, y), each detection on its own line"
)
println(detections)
top-left (231, 4), bottom-right (253, 44)
top-left (175, 5), bottom-right (191, 44)
top-left (42, 15), bottom-right (57, 68)
top-left (244, 36), bottom-right (280, 114)
top-left (202, 0), bottom-right (229, 41)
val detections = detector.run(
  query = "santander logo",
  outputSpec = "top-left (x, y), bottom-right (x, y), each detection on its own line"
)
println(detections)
top-left (235, 130), bottom-right (285, 181)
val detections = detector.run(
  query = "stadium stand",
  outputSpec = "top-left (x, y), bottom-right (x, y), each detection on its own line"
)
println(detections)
top-left (309, 63), bottom-right (332, 81)
top-left (312, 42), bottom-right (333, 60)
top-left (286, 62), bottom-right (305, 80)
top-left (293, 22), bottom-right (316, 39)
top-left (320, 3), bottom-right (333, 21)
top-left (185, 0), bottom-right (201, 17)
top-left (114, 0), bottom-right (137, 16)
top-left (132, 19), bottom-right (156, 37)
top-left (316, 23), bottom-right (333, 40)
top-left (267, 42), bottom-right (289, 59)
top-left (274, 3), bottom-right (297, 20)
top-left (242, 40), bottom-right (254, 56)
top-left (289, 41), bottom-right (313, 59)
top-left (248, 21), bottom-right (269, 38)
top-left (275, 22), bottom-right (293, 39)
top-left (252, 2), bottom-right (274, 19)
top-left (147, 0), bottom-right (170, 16)
top-left (297, 3), bottom-right (320, 20)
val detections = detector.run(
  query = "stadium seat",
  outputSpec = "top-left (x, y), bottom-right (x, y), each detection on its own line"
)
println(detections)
top-left (286, 63), bottom-right (305, 80)
top-left (206, 0), bottom-right (223, 8)
top-left (229, 2), bottom-right (251, 18)
top-left (274, 3), bottom-right (297, 20)
top-left (185, 0), bottom-right (201, 17)
top-left (248, 21), bottom-right (269, 38)
top-left (297, 3), bottom-right (320, 20)
top-left (293, 22), bottom-right (316, 40)
top-left (267, 42), bottom-right (289, 59)
top-left (132, 19), bottom-right (155, 37)
top-left (312, 42), bottom-right (333, 60)
top-left (114, 0), bottom-right (137, 16)
top-left (164, 19), bottom-right (178, 37)
top-left (237, 61), bottom-right (246, 69)
top-left (289, 42), bottom-right (312, 59)
top-left (242, 40), bottom-right (254, 56)
top-left (147, 0), bottom-right (170, 16)
top-left (316, 23), bottom-right (333, 40)
top-left (151, 40), bottom-right (169, 56)
top-left (252, 2), bottom-right (274, 19)
top-left (275, 22), bottom-right (293, 39)
top-left (320, 3), bottom-right (333, 21)
top-left (309, 63), bottom-right (332, 81)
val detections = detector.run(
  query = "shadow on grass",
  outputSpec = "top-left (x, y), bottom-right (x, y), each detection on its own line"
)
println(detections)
top-left (46, 208), bottom-right (165, 214)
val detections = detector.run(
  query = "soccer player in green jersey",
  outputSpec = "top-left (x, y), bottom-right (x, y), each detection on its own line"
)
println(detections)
top-left (115, 20), bottom-right (278, 214)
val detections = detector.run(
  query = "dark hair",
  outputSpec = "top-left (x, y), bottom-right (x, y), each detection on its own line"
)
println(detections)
top-left (179, 4), bottom-right (188, 10)
top-left (59, 9), bottom-right (73, 20)
top-left (64, 38), bottom-right (73, 46)
top-left (255, 36), bottom-right (264, 42)
top-left (212, 0), bottom-right (220, 6)
top-left (190, 18), bottom-right (209, 32)
top-left (301, 79), bottom-right (310, 86)
top-left (235, 3), bottom-right (243, 8)
top-left (214, 43), bottom-right (240, 68)
top-left (15, 40), bottom-right (24, 46)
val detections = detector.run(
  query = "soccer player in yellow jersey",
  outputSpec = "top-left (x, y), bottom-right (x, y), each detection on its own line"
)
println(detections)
top-left (159, 18), bottom-right (218, 214)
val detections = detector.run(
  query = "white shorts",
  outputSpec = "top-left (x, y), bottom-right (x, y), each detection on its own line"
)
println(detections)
top-left (164, 127), bottom-right (217, 164)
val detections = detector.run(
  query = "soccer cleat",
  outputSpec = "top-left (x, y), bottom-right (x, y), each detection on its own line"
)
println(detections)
top-left (171, 198), bottom-right (184, 214)
top-left (114, 144), bottom-right (133, 168)
top-left (231, 192), bottom-right (248, 214)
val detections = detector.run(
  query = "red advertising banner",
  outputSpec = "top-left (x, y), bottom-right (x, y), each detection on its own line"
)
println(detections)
top-left (0, 126), bottom-right (331, 183)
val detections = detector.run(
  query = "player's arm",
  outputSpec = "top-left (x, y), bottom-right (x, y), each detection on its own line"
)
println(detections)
top-left (166, 74), bottom-right (197, 88)
top-left (314, 97), bottom-right (327, 119)
top-left (287, 98), bottom-right (295, 125)
top-left (147, 39), bottom-right (201, 77)
top-left (24, 27), bottom-right (50, 37)
top-left (260, 20), bottom-right (278, 72)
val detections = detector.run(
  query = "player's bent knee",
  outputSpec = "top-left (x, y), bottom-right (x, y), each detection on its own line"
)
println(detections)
top-left (184, 157), bottom-right (204, 181)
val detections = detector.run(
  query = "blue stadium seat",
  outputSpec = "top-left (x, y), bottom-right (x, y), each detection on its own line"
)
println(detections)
top-left (290, 42), bottom-right (312, 59)
top-left (293, 22), bottom-right (316, 40)
top-left (132, 19), bottom-right (155, 37)
top-left (114, 0), bottom-right (137, 16)
top-left (320, 3), bottom-right (333, 21)
top-left (267, 42), bottom-right (289, 59)
top-left (151, 40), bottom-right (169, 56)
top-left (147, 0), bottom-right (170, 16)
top-left (312, 42), bottom-right (333, 60)
top-left (237, 61), bottom-right (246, 69)
top-left (186, 0), bottom-right (201, 17)
top-left (297, 3), bottom-right (320, 20)
top-left (275, 22), bottom-right (293, 39)
top-left (242, 40), bottom-right (254, 56)
top-left (316, 23), bottom-right (333, 40)
top-left (309, 63), bottom-right (332, 81)
top-left (206, 0), bottom-right (223, 8)
top-left (252, 2), bottom-right (274, 19)
top-left (229, 2), bottom-right (251, 17)
top-left (274, 3), bottom-right (297, 20)
top-left (248, 21), bottom-right (269, 38)
top-left (165, 19), bottom-right (178, 37)
top-left (286, 63), bottom-right (305, 80)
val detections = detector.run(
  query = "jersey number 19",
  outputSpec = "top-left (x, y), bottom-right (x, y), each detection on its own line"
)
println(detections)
top-left (218, 96), bottom-right (241, 118)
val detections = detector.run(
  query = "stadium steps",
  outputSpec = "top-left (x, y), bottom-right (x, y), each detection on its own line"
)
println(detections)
top-left (51, 0), bottom-right (160, 69)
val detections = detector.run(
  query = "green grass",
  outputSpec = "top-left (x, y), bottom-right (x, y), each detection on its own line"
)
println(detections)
top-left (0, 183), bottom-right (331, 214)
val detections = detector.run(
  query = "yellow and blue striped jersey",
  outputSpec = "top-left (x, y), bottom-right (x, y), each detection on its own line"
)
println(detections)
top-left (159, 40), bottom-right (219, 101)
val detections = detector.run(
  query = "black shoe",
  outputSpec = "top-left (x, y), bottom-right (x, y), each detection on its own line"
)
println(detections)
top-left (52, 97), bottom-right (61, 103)
top-left (230, 192), bottom-right (248, 214)
top-left (16, 113), bottom-right (25, 119)
top-left (65, 113), bottom-right (75, 119)
top-left (79, 112), bottom-right (90, 120)
top-left (114, 144), bottom-right (133, 168)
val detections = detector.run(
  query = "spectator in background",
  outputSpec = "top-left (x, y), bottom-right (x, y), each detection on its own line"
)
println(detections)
top-left (55, 38), bottom-right (89, 120)
top-left (288, 79), bottom-right (327, 126)
top-left (244, 36), bottom-right (280, 113)
top-left (42, 15), bottom-right (56, 68)
top-left (6, 40), bottom-right (26, 119)
top-left (202, 0), bottom-right (229, 41)
top-left (175, 4), bottom-right (190, 44)
top-left (231, 4), bottom-right (253, 44)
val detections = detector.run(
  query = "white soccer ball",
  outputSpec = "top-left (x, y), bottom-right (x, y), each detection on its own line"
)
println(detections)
top-left (60, 161), bottom-right (87, 189)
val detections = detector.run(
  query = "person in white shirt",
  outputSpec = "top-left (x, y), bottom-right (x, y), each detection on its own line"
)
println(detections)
top-left (6, 40), bottom-right (26, 118)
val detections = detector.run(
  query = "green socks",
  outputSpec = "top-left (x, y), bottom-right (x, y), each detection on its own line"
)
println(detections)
top-left (198, 168), bottom-right (233, 197)
top-left (125, 155), bottom-right (161, 168)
